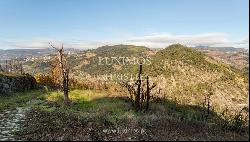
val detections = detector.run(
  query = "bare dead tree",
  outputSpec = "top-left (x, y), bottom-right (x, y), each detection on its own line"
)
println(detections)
top-left (203, 83), bottom-right (213, 120)
top-left (207, 84), bottom-right (213, 118)
top-left (120, 65), bottom-right (156, 111)
top-left (49, 42), bottom-right (70, 104)
top-left (5, 60), bottom-right (8, 72)
top-left (20, 63), bottom-right (23, 74)
top-left (0, 65), bottom-right (4, 72)
top-left (135, 64), bottom-right (143, 110)
top-left (142, 76), bottom-right (156, 110)
top-left (120, 81), bottom-right (136, 105)
top-left (146, 76), bottom-right (150, 110)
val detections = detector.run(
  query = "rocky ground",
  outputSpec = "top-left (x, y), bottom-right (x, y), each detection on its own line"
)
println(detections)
top-left (0, 107), bottom-right (29, 141)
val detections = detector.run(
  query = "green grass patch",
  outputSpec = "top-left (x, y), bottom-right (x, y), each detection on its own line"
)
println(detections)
top-left (0, 90), bottom-right (44, 112)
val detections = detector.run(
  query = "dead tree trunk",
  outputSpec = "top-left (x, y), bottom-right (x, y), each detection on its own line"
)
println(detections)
top-left (64, 69), bottom-right (69, 102)
top-left (20, 63), bottom-right (23, 74)
top-left (204, 84), bottom-right (213, 120)
top-left (135, 64), bottom-right (142, 110)
top-left (202, 97), bottom-right (206, 120)
top-left (0, 65), bottom-right (3, 72)
top-left (50, 43), bottom-right (70, 104)
top-left (5, 60), bottom-right (8, 72)
top-left (121, 64), bottom-right (156, 111)
top-left (146, 76), bottom-right (150, 110)
top-left (206, 92), bottom-right (212, 119)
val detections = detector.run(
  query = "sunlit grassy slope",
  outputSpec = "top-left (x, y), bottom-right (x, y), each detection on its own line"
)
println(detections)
top-left (1, 89), bottom-right (248, 140)
top-left (0, 90), bottom-right (44, 111)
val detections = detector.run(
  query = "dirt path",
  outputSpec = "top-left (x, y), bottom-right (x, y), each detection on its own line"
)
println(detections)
top-left (0, 107), bottom-right (29, 141)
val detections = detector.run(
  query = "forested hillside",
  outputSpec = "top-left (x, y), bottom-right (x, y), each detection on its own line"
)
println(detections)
top-left (0, 44), bottom-right (248, 141)
top-left (20, 44), bottom-right (249, 114)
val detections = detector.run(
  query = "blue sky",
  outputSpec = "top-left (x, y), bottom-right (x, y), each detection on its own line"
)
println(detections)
top-left (0, 0), bottom-right (249, 49)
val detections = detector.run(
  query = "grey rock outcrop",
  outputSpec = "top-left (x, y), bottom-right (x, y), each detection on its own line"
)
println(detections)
top-left (0, 73), bottom-right (36, 95)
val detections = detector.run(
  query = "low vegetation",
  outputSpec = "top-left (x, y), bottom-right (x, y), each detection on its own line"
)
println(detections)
top-left (0, 89), bottom-right (248, 141)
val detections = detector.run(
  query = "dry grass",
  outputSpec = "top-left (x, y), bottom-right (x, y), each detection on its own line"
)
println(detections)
top-left (0, 89), bottom-right (248, 141)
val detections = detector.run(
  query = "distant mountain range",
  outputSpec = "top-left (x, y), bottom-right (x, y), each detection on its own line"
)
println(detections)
top-left (0, 46), bottom-right (248, 60)
top-left (0, 48), bottom-right (82, 60)
top-left (194, 46), bottom-right (249, 69)
top-left (1, 46), bottom-right (248, 70)
top-left (194, 46), bottom-right (248, 52)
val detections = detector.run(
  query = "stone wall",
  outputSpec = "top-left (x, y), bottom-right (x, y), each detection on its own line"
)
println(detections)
top-left (0, 73), bottom-right (36, 95)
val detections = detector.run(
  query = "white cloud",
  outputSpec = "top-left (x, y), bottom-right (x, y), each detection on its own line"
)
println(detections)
top-left (6, 33), bottom-right (249, 49)
top-left (124, 33), bottom-right (247, 48)
top-left (9, 38), bottom-right (55, 49)
top-left (8, 38), bottom-right (108, 49)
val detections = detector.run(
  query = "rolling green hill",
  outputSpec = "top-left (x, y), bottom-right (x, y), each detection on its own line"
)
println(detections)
top-left (20, 44), bottom-right (248, 114)
top-left (71, 44), bottom-right (152, 76)
top-left (144, 44), bottom-right (248, 114)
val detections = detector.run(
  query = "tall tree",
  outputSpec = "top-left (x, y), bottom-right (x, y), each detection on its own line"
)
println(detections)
top-left (49, 43), bottom-right (70, 104)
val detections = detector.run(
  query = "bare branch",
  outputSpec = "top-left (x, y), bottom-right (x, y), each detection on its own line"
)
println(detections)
top-left (49, 42), bottom-right (70, 104)
top-left (49, 42), bottom-right (58, 50)
top-left (149, 83), bottom-right (157, 90)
